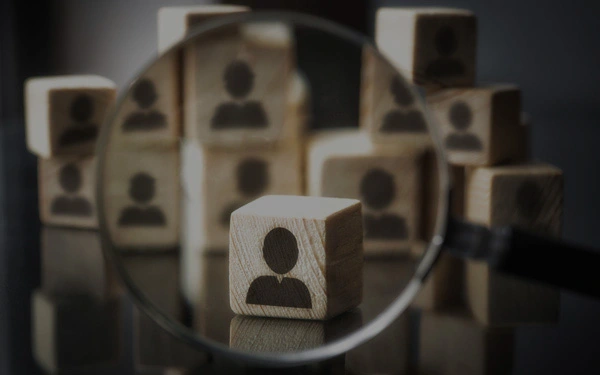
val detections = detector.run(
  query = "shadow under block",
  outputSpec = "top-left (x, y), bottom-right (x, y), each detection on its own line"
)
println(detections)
top-left (41, 227), bottom-right (120, 301)
top-left (465, 164), bottom-right (563, 326)
top-left (102, 146), bottom-right (180, 250)
top-left (25, 75), bottom-right (116, 158)
top-left (427, 85), bottom-right (527, 167)
top-left (31, 290), bottom-right (121, 374)
top-left (308, 130), bottom-right (426, 256)
top-left (229, 195), bottom-right (363, 320)
top-left (419, 310), bottom-right (515, 375)
top-left (375, 7), bottom-right (476, 88)
top-left (183, 20), bottom-right (295, 146)
top-left (39, 156), bottom-right (98, 229)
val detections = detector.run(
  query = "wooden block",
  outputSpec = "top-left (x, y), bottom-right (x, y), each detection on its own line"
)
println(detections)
top-left (157, 5), bottom-right (250, 54)
top-left (427, 85), bottom-right (527, 166)
top-left (229, 195), bottom-right (363, 320)
top-left (102, 146), bottom-right (180, 250)
top-left (465, 164), bottom-right (563, 325)
top-left (376, 7), bottom-right (476, 87)
top-left (359, 45), bottom-right (433, 145)
top-left (308, 130), bottom-right (426, 256)
top-left (419, 309), bottom-right (514, 375)
top-left (184, 20), bottom-right (295, 145)
top-left (413, 252), bottom-right (464, 311)
top-left (38, 155), bottom-right (98, 229)
top-left (41, 227), bottom-right (121, 301)
top-left (25, 75), bottom-right (116, 158)
top-left (31, 290), bottom-right (121, 373)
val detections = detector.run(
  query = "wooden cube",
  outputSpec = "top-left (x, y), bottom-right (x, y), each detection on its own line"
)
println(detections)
top-left (376, 7), bottom-right (476, 87)
top-left (308, 130), bottom-right (425, 256)
top-left (41, 227), bottom-right (121, 301)
top-left (465, 164), bottom-right (563, 325)
top-left (25, 75), bottom-right (116, 158)
top-left (427, 85), bottom-right (527, 166)
top-left (229, 195), bottom-right (363, 320)
top-left (102, 146), bottom-right (180, 250)
top-left (31, 290), bottom-right (121, 373)
top-left (413, 253), bottom-right (464, 311)
top-left (38, 156), bottom-right (97, 229)
top-left (419, 310), bottom-right (515, 375)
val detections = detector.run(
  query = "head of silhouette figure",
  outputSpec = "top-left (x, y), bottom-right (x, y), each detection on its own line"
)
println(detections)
top-left (224, 60), bottom-right (254, 99)
top-left (59, 163), bottom-right (82, 193)
top-left (132, 79), bottom-right (158, 109)
top-left (360, 168), bottom-right (395, 210)
top-left (515, 180), bottom-right (542, 219)
top-left (70, 94), bottom-right (94, 123)
top-left (390, 75), bottom-right (414, 107)
top-left (129, 172), bottom-right (156, 204)
top-left (434, 26), bottom-right (458, 57)
top-left (263, 227), bottom-right (299, 274)
top-left (237, 158), bottom-right (268, 196)
top-left (448, 101), bottom-right (472, 131)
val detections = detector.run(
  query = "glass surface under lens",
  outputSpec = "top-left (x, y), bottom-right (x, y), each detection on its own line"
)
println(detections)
top-left (97, 11), bottom-right (447, 365)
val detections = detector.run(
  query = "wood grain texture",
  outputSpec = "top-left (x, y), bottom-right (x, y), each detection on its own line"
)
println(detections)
top-left (229, 195), bottom-right (363, 320)
top-left (308, 130), bottom-right (427, 256)
top-left (427, 85), bottom-right (527, 166)
top-left (376, 7), bottom-right (476, 88)
top-left (38, 156), bottom-right (97, 229)
top-left (465, 164), bottom-right (563, 326)
top-left (419, 309), bottom-right (515, 375)
top-left (41, 227), bottom-right (121, 301)
top-left (25, 75), bottom-right (116, 158)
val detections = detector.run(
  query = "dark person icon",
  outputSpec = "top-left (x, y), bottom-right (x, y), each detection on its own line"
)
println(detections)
top-left (381, 75), bottom-right (427, 133)
top-left (444, 101), bottom-right (483, 151)
top-left (246, 227), bottom-right (312, 309)
top-left (51, 163), bottom-right (93, 217)
top-left (118, 172), bottom-right (166, 227)
top-left (57, 94), bottom-right (98, 147)
top-left (515, 181), bottom-right (543, 222)
top-left (122, 79), bottom-right (167, 132)
top-left (220, 158), bottom-right (269, 226)
top-left (211, 60), bottom-right (268, 130)
top-left (425, 25), bottom-right (466, 81)
top-left (360, 168), bottom-right (408, 239)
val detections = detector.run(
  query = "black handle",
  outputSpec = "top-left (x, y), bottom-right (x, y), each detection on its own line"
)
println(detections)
top-left (444, 217), bottom-right (600, 298)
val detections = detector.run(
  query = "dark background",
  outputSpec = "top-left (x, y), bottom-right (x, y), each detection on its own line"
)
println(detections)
top-left (1, 0), bottom-right (600, 374)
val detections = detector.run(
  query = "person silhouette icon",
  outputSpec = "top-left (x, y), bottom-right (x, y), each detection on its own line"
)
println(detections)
top-left (360, 168), bottom-right (408, 239)
top-left (444, 101), bottom-right (483, 151)
top-left (246, 227), bottom-right (312, 308)
top-left (381, 75), bottom-right (427, 133)
top-left (211, 60), bottom-right (268, 130)
top-left (51, 163), bottom-right (93, 216)
top-left (118, 172), bottom-right (166, 227)
top-left (122, 79), bottom-right (167, 132)
top-left (57, 94), bottom-right (98, 147)
top-left (424, 25), bottom-right (466, 81)
top-left (220, 158), bottom-right (269, 226)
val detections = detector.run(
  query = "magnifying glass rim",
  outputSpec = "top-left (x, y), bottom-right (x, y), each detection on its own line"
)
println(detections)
top-left (96, 10), bottom-right (451, 367)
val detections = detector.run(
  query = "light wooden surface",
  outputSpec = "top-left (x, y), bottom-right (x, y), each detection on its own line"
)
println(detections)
top-left (308, 130), bottom-right (426, 256)
top-left (376, 7), bottom-right (476, 88)
top-left (38, 156), bottom-right (98, 229)
top-left (465, 163), bottom-right (563, 326)
top-left (102, 145), bottom-right (180, 250)
top-left (229, 195), bottom-right (363, 320)
top-left (25, 75), bottom-right (116, 158)
top-left (419, 309), bottom-right (515, 375)
top-left (427, 85), bottom-right (527, 166)
top-left (41, 227), bottom-right (121, 301)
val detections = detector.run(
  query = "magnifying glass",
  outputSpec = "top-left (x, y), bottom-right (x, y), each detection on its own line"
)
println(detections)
top-left (95, 9), bottom-right (600, 369)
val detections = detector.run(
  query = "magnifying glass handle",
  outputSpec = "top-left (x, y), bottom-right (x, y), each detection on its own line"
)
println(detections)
top-left (444, 217), bottom-right (600, 299)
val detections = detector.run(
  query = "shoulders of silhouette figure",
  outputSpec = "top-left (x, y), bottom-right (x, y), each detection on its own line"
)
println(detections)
top-left (58, 125), bottom-right (98, 147)
top-left (51, 196), bottom-right (93, 217)
top-left (123, 111), bottom-right (167, 132)
top-left (445, 133), bottom-right (483, 151)
top-left (211, 101), bottom-right (268, 130)
top-left (381, 109), bottom-right (427, 133)
top-left (364, 213), bottom-right (408, 239)
top-left (425, 58), bottom-right (465, 79)
top-left (118, 206), bottom-right (166, 226)
top-left (246, 276), bottom-right (312, 308)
